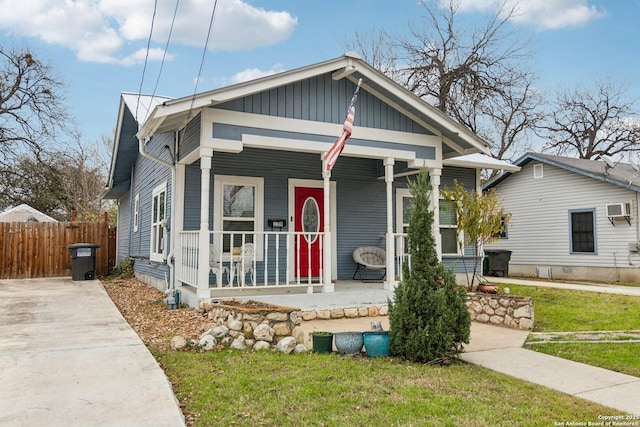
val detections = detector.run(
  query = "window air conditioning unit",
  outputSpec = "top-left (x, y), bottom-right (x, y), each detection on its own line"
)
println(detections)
top-left (606, 203), bottom-right (631, 218)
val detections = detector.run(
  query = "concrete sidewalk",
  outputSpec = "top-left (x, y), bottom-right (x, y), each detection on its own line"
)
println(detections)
top-left (0, 278), bottom-right (185, 427)
top-left (460, 323), bottom-right (640, 415)
top-left (485, 276), bottom-right (640, 296)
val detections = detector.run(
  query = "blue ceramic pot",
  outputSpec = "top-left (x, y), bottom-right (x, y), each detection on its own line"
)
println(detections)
top-left (334, 332), bottom-right (364, 355)
top-left (363, 331), bottom-right (390, 357)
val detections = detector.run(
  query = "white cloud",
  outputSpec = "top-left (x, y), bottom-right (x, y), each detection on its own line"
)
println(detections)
top-left (0, 0), bottom-right (297, 64)
top-left (451, 0), bottom-right (607, 30)
top-left (229, 65), bottom-right (285, 84)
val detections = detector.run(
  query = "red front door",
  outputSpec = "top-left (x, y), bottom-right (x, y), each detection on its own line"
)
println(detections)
top-left (294, 187), bottom-right (324, 278)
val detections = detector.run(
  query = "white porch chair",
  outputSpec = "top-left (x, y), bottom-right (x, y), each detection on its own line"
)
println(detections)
top-left (352, 246), bottom-right (386, 282)
top-left (235, 242), bottom-right (255, 286)
top-left (209, 244), bottom-right (230, 286)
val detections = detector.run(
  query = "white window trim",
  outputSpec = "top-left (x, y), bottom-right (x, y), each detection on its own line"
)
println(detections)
top-left (133, 193), bottom-right (140, 233)
top-left (213, 175), bottom-right (264, 261)
top-left (396, 188), bottom-right (412, 234)
top-left (396, 189), bottom-right (462, 256)
top-left (150, 183), bottom-right (167, 263)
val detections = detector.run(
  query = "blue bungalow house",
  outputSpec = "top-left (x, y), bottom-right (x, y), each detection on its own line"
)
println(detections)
top-left (103, 52), bottom-right (518, 307)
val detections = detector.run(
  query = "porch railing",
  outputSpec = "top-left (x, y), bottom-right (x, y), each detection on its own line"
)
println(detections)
top-left (394, 233), bottom-right (410, 281)
top-left (177, 230), bottom-right (326, 293)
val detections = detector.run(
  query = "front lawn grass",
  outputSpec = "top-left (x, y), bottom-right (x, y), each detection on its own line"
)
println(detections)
top-left (506, 284), bottom-right (640, 332)
top-left (155, 349), bottom-right (612, 426)
top-left (528, 342), bottom-right (640, 377)
top-left (507, 284), bottom-right (640, 377)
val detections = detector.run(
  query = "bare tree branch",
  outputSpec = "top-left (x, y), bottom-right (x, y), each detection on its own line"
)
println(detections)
top-left (539, 78), bottom-right (640, 159)
top-left (345, 0), bottom-right (540, 160)
top-left (0, 45), bottom-right (72, 167)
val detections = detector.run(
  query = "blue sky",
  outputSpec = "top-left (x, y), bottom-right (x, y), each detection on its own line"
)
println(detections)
top-left (0, 0), bottom-right (638, 149)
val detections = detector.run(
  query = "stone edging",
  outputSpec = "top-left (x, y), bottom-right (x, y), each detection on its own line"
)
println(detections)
top-left (466, 293), bottom-right (534, 330)
top-left (300, 305), bottom-right (388, 321)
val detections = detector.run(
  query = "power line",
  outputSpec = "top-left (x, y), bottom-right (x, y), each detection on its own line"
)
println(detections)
top-left (145, 0), bottom-right (181, 114)
top-left (135, 0), bottom-right (159, 123)
top-left (187, 0), bottom-right (219, 117)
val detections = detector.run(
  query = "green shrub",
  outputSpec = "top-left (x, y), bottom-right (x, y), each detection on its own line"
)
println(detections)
top-left (107, 257), bottom-right (135, 279)
top-left (389, 170), bottom-right (470, 363)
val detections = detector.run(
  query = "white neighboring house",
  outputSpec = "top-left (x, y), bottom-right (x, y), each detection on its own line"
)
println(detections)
top-left (484, 152), bottom-right (640, 283)
top-left (0, 204), bottom-right (57, 223)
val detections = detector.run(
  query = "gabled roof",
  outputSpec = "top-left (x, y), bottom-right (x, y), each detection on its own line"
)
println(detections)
top-left (137, 52), bottom-right (490, 156)
top-left (484, 152), bottom-right (640, 192)
top-left (0, 204), bottom-right (57, 222)
top-left (103, 93), bottom-right (172, 199)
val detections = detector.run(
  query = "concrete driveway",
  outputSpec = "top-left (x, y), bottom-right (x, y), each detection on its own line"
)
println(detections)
top-left (0, 277), bottom-right (185, 427)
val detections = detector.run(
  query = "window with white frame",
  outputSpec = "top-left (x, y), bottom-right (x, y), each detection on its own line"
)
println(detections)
top-left (150, 183), bottom-right (167, 262)
top-left (214, 175), bottom-right (264, 258)
top-left (439, 198), bottom-right (460, 255)
top-left (133, 193), bottom-right (140, 233)
top-left (396, 190), bottom-right (460, 255)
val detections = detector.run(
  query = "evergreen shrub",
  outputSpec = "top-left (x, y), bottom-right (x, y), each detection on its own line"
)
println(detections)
top-left (388, 170), bottom-right (470, 363)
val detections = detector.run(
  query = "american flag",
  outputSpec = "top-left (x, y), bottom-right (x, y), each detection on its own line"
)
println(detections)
top-left (324, 79), bottom-right (362, 171)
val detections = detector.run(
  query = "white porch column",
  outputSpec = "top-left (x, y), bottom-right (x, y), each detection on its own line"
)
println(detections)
top-left (428, 167), bottom-right (442, 261)
top-left (322, 162), bottom-right (334, 293)
top-left (197, 148), bottom-right (213, 299)
top-left (384, 157), bottom-right (396, 290)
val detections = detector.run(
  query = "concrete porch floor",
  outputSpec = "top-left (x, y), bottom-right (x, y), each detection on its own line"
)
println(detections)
top-left (203, 280), bottom-right (394, 311)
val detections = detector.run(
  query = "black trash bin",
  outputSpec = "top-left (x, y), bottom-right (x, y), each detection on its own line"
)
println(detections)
top-left (484, 250), bottom-right (512, 277)
top-left (69, 243), bottom-right (101, 281)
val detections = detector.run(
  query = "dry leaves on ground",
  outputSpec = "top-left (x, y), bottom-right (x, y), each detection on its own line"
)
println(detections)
top-left (102, 278), bottom-right (213, 351)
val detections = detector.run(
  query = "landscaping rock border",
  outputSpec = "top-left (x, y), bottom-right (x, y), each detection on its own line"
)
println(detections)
top-left (186, 299), bottom-right (390, 353)
top-left (466, 293), bottom-right (534, 330)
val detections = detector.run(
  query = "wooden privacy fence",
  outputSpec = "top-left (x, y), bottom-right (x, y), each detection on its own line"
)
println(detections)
top-left (0, 222), bottom-right (116, 279)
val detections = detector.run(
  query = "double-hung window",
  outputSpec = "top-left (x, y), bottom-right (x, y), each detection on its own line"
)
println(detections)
top-left (214, 175), bottom-right (264, 259)
top-left (569, 209), bottom-right (596, 254)
top-left (439, 199), bottom-right (460, 255)
top-left (150, 183), bottom-right (167, 262)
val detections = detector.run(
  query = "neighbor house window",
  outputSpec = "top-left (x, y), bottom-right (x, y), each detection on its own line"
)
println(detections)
top-left (533, 164), bottom-right (543, 179)
top-left (150, 183), bottom-right (167, 262)
top-left (569, 209), bottom-right (596, 254)
top-left (214, 175), bottom-right (264, 258)
top-left (493, 214), bottom-right (508, 239)
top-left (133, 193), bottom-right (140, 233)
top-left (439, 199), bottom-right (459, 255)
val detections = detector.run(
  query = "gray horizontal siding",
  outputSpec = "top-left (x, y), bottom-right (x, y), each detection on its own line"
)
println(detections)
top-left (441, 166), bottom-right (478, 273)
top-left (116, 191), bottom-right (131, 265)
top-left (486, 161), bottom-right (639, 268)
top-left (129, 132), bottom-right (174, 279)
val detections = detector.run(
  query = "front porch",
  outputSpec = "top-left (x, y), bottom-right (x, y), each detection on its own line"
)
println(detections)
top-left (176, 229), bottom-right (410, 305)
top-left (186, 278), bottom-right (395, 312)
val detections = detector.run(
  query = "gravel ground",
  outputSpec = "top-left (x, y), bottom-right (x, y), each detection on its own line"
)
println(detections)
top-left (102, 277), bottom-right (213, 351)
